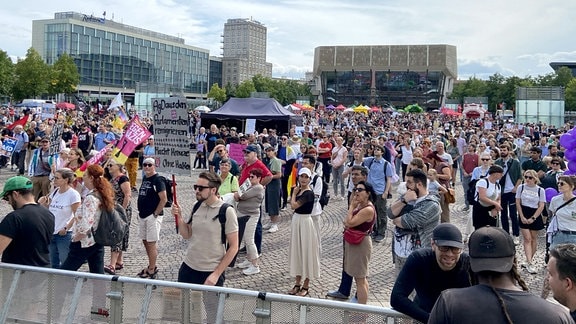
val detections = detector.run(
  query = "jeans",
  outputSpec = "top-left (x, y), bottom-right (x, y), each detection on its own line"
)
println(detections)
top-left (49, 232), bottom-right (72, 268)
top-left (373, 195), bottom-right (388, 237)
top-left (332, 165), bottom-right (345, 197)
top-left (60, 241), bottom-right (105, 274)
top-left (11, 150), bottom-right (26, 175)
top-left (462, 175), bottom-right (472, 208)
top-left (501, 192), bottom-right (519, 236)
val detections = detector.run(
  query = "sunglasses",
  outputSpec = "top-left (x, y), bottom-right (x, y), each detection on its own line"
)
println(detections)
top-left (437, 245), bottom-right (462, 253)
top-left (524, 176), bottom-right (534, 180)
top-left (481, 158), bottom-right (491, 161)
top-left (143, 163), bottom-right (154, 167)
top-left (217, 150), bottom-right (224, 154)
top-left (353, 187), bottom-right (366, 192)
top-left (249, 175), bottom-right (259, 179)
top-left (558, 182), bottom-right (567, 187)
top-left (551, 162), bottom-right (560, 165)
top-left (193, 185), bottom-right (212, 191)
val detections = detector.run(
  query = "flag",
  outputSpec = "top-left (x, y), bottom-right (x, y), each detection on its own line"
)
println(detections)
top-left (7, 114), bottom-right (30, 130)
top-left (111, 116), bottom-right (151, 165)
top-left (109, 93), bottom-right (123, 110)
top-left (74, 144), bottom-right (114, 178)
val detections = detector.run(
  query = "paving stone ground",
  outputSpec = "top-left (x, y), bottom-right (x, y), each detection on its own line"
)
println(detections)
top-left (0, 162), bottom-right (551, 309)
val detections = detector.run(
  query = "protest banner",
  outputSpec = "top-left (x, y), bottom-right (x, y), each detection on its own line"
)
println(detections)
top-left (228, 143), bottom-right (246, 165)
top-left (152, 97), bottom-right (191, 176)
top-left (0, 137), bottom-right (18, 158)
top-left (49, 123), bottom-right (64, 156)
top-left (41, 103), bottom-right (56, 120)
top-left (75, 144), bottom-right (114, 178)
top-left (245, 119), bottom-right (256, 135)
top-left (111, 116), bottom-right (151, 165)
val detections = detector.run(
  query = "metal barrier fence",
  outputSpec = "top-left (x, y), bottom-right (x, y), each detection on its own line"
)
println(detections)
top-left (0, 263), bottom-right (412, 324)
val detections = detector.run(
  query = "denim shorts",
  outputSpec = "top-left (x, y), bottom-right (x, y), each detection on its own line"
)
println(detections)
top-left (550, 231), bottom-right (576, 248)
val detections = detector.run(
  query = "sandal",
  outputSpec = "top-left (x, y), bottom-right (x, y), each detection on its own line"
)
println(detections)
top-left (104, 265), bottom-right (116, 275)
top-left (288, 285), bottom-right (301, 295)
top-left (137, 267), bottom-right (158, 279)
top-left (296, 287), bottom-right (309, 297)
top-left (115, 263), bottom-right (124, 270)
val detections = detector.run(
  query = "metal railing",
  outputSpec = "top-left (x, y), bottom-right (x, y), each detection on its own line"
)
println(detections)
top-left (0, 263), bottom-right (412, 324)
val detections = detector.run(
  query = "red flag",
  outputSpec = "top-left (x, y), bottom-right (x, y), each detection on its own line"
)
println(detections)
top-left (7, 115), bottom-right (30, 130)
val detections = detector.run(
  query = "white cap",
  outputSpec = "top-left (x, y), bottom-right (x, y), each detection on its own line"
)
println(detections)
top-left (298, 167), bottom-right (312, 177)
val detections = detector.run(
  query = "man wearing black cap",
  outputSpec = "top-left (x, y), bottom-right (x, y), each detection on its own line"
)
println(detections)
top-left (429, 226), bottom-right (573, 323)
top-left (390, 224), bottom-right (473, 323)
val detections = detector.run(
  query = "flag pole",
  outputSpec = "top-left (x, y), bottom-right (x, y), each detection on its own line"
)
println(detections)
top-left (172, 174), bottom-right (178, 233)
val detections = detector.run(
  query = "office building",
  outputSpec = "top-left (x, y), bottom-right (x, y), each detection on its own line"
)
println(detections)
top-left (312, 44), bottom-right (457, 109)
top-left (32, 11), bottom-right (210, 107)
top-left (221, 18), bottom-right (272, 86)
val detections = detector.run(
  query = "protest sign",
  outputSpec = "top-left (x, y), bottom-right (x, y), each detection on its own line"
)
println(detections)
top-left (41, 103), bottom-right (56, 120)
top-left (228, 143), bottom-right (246, 165)
top-left (49, 123), bottom-right (64, 156)
top-left (0, 137), bottom-right (18, 158)
top-left (152, 97), bottom-right (191, 175)
top-left (111, 116), bottom-right (151, 165)
top-left (245, 119), bottom-right (256, 135)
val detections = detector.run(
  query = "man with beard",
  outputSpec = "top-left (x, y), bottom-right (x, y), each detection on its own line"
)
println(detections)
top-left (495, 143), bottom-right (522, 245)
top-left (521, 146), bottom-right (548, 179)
top-left (548, 144), bottom-right (567, 169)
top-left (547, 244), bottom-right (576, 322)
top-left (0, 176), bottom-right (54, 266)
top-left (387, 169), bottom-right (441, 274)
top-left (390, 224), bottom-right (474, 323)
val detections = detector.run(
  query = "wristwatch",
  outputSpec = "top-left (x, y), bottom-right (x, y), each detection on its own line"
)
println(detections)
top-left (400, 197), bottom-right (407, 204)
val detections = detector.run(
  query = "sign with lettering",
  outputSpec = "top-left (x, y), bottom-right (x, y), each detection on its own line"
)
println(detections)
top-left (245, 119), bottom-right (256, 135)
top-left (0, 137), bottom-right (18, 158)
top-left (228, 143), bottom-right (246, 166)
top-left (41, 103), bottom-right (56, 120)
top-left (111, 116), bottom-right (151, 165)
top-left (49, 123), bottom-right (64, 156)
top-left (152, 97), bottom-right (191, 175)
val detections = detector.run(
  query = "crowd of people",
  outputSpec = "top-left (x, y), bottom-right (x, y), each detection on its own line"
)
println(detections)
top-left (0, 104), bottom-right (576, 322)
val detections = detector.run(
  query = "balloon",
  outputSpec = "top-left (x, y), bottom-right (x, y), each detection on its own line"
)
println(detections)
top-left (545, 188), bottom-right (559, 203)
top-left (560, 133), bottom-right (576, 150)
top-left (564, 170), bottom-right (575, 176)
top-left (569, 161), bottom-right (576, 173)
top-left (565, 149), bottom-right (576, 162)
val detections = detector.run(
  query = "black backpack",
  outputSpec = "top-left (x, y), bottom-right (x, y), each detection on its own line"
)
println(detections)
top-left (90, 193), bottom-right (128, 247)
top-left (466, 178), bottom-right (483, 205)
top-left (311, 175), bottom-right (330, 209)
top-left (157, 175), bottom-right (174, 207)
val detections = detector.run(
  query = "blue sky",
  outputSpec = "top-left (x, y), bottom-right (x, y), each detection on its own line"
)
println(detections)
top-left (1, 0), bottom-right (576, 80)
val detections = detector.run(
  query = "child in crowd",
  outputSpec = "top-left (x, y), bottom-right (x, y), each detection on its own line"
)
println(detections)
top-left (427, 169), bottom-right (447, 199)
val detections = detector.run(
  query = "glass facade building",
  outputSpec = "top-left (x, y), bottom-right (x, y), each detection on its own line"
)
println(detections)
top-left (312, 45), bottom-right (457, 109)
top-left (32, 12), bottom-right (210, 103)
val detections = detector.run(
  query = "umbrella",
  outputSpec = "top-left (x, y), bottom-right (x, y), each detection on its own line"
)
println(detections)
top-left (194, 106), bottom-right (210, 112)
top-left (302, 104), bottom-right (314, 111)
top-left (326, 104), bottom-right (336, 110)
top-left (353, 105), bottom-right (369, 113)
top-left (285, 104), bottom-right (301, 111)
top-left (370, 106), bottom-right (380, 112)
top-left (335, 104), bottom-right (346, 111)
top-left (56, 102), bottom-right (75, 110)
top-left (344, 108), bottom-right (354, 113)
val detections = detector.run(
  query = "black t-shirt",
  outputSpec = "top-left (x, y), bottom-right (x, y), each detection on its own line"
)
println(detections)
top-left (0, 204), bottom-right (54, 267)
top-left (294, 189), bottom-right (315, 214)
top-left (137, 173), bottom-right (166, 218)
top-left (129, 143), bottom-right (143, 158)
top-left (77, 130), bottom-right (92, 153)
top-left (390, 248), bottom-right (473, 323)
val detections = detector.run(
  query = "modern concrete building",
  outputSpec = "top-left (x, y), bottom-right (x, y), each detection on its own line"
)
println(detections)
top-left (221, 18), bottom-right (272, 86)
top-left (31, 11), bottom-right (210, 108)
top-left (311, 44), bottom-right (457, 109)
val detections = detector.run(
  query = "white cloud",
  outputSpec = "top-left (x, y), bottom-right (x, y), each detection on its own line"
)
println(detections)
top-left (1, 0), bottom-right (575, 79)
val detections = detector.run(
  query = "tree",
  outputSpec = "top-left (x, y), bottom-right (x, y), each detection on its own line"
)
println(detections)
top-left (552, 66), bottom-right (574, 88)
top-left (235, 80), bottom-right (256, 98)
top-left (0, 50), bottom-right (14, 99)
top-left (565, 79), bottom-right (576, 111)
top-left (48, 53), bottom-right (80, 96)
top-left (12, 47), bottom-right (49, 101)
top-left (207, 83), bottom-right (226, 104)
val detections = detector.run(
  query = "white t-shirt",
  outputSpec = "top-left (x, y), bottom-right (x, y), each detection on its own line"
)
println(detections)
top-left (549, 195), bottom-right (576, 231)
top-left (475, 178), bottom-right (500, 207)
top-left (515, 184), bottom-right (545, 209)
top-left (48, 188), bottom-right (81, 234)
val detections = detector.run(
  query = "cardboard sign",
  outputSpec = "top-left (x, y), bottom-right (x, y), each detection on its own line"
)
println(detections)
top-left (228, 143), bottom-right (246, 166)
top-left (0, 137), bottom-right (18, 157)
top-left (152, 97), bottom-right (191, 176)
top-left (49, 123), bottom-right (64, 156)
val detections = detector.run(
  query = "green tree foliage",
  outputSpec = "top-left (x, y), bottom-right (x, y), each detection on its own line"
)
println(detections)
top-left (243, 75), bottom-right (311, 105)
top-left (48, 53), bottom-right (80, 95)
top-left (235, 80), bottom-right (256, 98)
top-left (566, 79), bottom-right (576, 111)
top-left (0, 50), bottom-right (14, 98)
top-left (12, 48), bottom-right (49, 101)
top-left (553, 66), bottom-right (573, 87)
top-left (207, 83), bottom-right (226, 103)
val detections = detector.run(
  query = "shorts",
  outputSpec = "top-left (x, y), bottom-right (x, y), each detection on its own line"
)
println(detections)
top-left (139, 214), bottom-right (163, 242)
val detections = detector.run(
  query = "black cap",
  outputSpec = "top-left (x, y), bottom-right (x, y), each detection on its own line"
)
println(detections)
top-left (433, 223), bottom-right (464, 248)
top-left (469, 226), bottom-right (515, 273)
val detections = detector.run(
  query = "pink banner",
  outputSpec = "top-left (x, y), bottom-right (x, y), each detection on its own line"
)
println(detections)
top-left (111, 116), bottom-right (152, 165)
top-left (228, 143), bottom-right (246, 165)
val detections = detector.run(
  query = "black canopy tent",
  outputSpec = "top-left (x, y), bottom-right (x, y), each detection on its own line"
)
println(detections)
top-left (200, 98), bottom-right (303, 134)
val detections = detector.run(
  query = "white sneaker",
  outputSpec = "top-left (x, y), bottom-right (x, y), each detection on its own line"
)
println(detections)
top-left (334, 195), bottom-right (341, 201)
top-left (262, 223), bottom-right (272, 230)
top-left (513, 236), bottom-right (520, 245)
top-left (267, 224), bottom-right (279, 233)
top-left (236, 259), bottom-right (251, 269)
top-left (242, 265), bottom-right (260, 275)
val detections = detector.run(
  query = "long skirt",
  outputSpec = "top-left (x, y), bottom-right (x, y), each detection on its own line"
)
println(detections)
top-left (288, 213), bottom-right (320, 279)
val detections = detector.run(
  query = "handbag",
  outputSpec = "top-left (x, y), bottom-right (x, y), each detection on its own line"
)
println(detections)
top-left (444, 188), bottom-right (456, 204)
top-left (343, 228), bottom-right (368, 245)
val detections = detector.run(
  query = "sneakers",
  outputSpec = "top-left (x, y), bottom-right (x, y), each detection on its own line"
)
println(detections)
top-left (326, 290), bottom-right (349, 300)
top-left (513, 236), bottom-right (520, 245)
top-left (262, 223), bottom-right (272, 230)
top-left (349, 296), bottom-right (358, 303)
top-left (242, 265), bottom-right (260, 275)
top-left (526, 264), bottom-right (538, 274)
top-left (268, 224), bottom-right (279, 233)
top-left (372, 234), bottom-right (385, 243)
top-left (236, 259), bottom-right (252, 269)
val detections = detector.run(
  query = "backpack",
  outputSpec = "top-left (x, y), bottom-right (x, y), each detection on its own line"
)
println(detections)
top-left (189, 202), bottom-right (237, 266)
top-left (157, 175), bottom-right (174, 207)
top-left (365, 157), bottom-right (398, 183)
top-left (466, 177), bottom-right (483, 205)
top-left (90, 193), bottom-right (128, 246)
top-left (311, 175), bottom-right (330, 209)
top-left (471, 178), bottom-right (501, 204)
